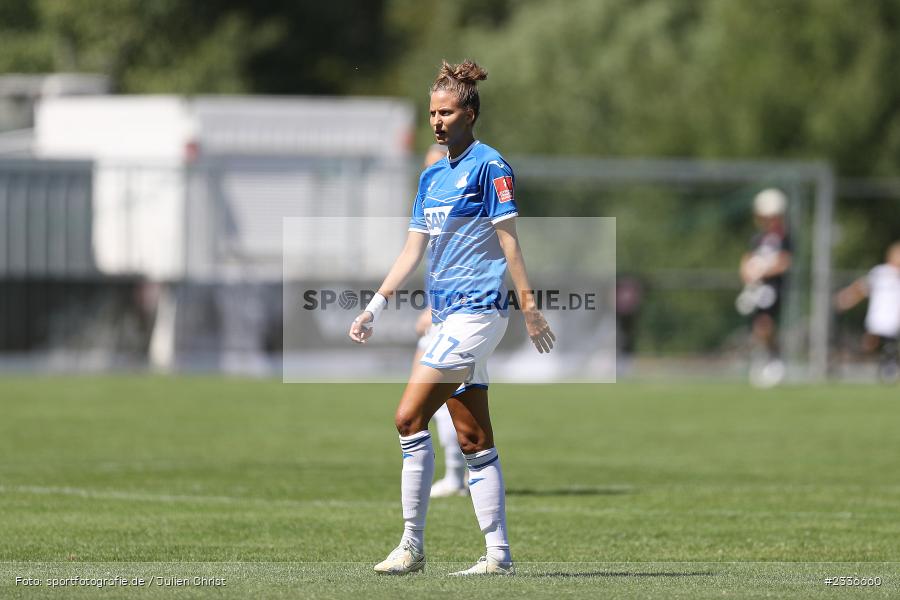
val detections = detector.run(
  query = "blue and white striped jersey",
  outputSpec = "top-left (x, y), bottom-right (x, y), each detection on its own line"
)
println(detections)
top-left (409, 140), bottom-right (519, 323)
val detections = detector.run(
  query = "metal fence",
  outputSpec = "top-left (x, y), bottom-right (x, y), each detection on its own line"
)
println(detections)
top-left (0, 159), bottom-right (94, 277)
top-left (4, 154), bottom-right (896, 382)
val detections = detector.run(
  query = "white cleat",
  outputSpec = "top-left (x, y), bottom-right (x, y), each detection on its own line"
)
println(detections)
top-left (449, 556), bottom-right (516, 576)
top-left (430, 477), bottom-right (468, 498)
top-left (373, 540), bottom-right (426, 575)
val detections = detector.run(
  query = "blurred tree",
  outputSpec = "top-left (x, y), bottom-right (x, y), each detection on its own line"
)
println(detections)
top-left (2, 0), bottom-right (898, 174)
top-left (0, 1), bottom-right (54, 72)
top-left (447, 0), bottom-right (900, 177)
top-left (237, 1), bottom-right (394, 94)
top-left (0, 0), bottom-right (394, 94)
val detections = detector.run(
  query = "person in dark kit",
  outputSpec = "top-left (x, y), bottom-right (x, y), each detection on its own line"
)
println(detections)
top-left (737, 188), bottom-right (792, 387)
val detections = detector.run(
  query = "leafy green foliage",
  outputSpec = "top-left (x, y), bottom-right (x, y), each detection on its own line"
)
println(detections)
top-left (454, 0), bottom-right (900, 177)
top-left (2, 0), bottom-right (898, 175)
top-left (0, 1), bottom-right (391, 94)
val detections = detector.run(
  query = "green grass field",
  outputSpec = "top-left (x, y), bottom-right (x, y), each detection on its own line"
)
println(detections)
top-left (1, 376), bottom-right (898, 598)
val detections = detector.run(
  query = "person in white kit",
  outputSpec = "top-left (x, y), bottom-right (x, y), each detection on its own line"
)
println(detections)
top-left (413, 144), bottom-right (469, 499)
top-left (836, 241), bottom-right (900, 382)
top-left (349, 59), bottom-right (555, 576)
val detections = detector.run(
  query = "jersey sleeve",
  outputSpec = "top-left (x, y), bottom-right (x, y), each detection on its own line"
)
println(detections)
top-left (408, 176), bottom-right (428, 234)
top-left (482, 159), bottom-right (519, 224)
top-left (866, 265), bottom-right (882, 290)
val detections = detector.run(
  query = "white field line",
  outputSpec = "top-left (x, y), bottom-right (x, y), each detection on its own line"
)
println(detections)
top-left (0, 485), bottom-right (392, 509)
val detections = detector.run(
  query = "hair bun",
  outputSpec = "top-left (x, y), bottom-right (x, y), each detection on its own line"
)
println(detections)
top-left (441, 59), bottom-right (488, 84)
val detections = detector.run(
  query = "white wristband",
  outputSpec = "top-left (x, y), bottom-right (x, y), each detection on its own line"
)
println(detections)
top-left (363, 293), bottom-right (388, 323)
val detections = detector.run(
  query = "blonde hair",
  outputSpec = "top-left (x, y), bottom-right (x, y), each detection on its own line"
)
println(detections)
top-left (431, 59), bottom-right (488, 122)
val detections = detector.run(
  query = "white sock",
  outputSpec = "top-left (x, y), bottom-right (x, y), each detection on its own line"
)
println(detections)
top-left (464, 447), bottom-right (511, 563)
top-left (444, 448), bottom-right (467, 486)
top-left (399, 430), bottom-right (434, 552)
top-left (434, 405), bottom-right (466, 485)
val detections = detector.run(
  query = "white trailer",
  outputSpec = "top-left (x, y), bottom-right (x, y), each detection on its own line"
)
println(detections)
top-left (34, 95), bottom-right (415, 280)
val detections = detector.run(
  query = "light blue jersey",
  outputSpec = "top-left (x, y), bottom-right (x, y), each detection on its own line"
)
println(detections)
top-left (409, 141), bottom-right (519, 323)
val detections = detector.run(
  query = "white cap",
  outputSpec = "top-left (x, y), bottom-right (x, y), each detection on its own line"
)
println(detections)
top-left (754, 188), bottom-right (787, 217)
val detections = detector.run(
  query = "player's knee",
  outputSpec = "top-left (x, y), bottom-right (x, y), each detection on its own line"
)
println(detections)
top-left (754, 314), bottom-right (774, 336)
top-left (456, 430), bottom-right (492, 455)
top-left (458, 439), bottom-right (481, 455)
top-left (394, 409), bottom-right (425, 436)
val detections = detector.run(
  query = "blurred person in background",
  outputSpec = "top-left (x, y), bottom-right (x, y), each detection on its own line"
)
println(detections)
top-left (737, 188), bottom-right (792, 387)
top-left (835, 241), bottom-right (900, 383)
top-left (412, 144), bottom-right (469, 499)
top-left (615, 274), bottom-right (643, 377)
top-left (349, 59), bottom-right (554, 576)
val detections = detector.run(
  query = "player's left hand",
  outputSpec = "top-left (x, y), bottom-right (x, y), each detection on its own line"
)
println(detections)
top-left (524, 309), bottom-right (555, 353)
top-left (348, 312), bottom-right (374, 344)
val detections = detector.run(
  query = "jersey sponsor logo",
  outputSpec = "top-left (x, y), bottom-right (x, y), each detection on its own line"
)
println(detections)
top-left (424, 206), bottom-right (452, 235)
top-left (492, 176), bottom-right (514, 203)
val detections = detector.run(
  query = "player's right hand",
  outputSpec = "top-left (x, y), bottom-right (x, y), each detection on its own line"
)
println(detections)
top-left (524, 309), bottom-right (556, 354)
top-left (348, 312), bottom-right (374, 344)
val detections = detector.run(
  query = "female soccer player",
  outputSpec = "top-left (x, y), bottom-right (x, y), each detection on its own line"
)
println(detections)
top-left (348, 59), bottom-right (555, 576)
top-left (413, 144), bottom-right (469, 499)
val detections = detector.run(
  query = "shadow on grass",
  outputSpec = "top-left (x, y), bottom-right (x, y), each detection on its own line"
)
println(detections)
top-left (506, 486), bottom-right (634, 497)
top-left (524, 571), bottom-right (716, 578)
